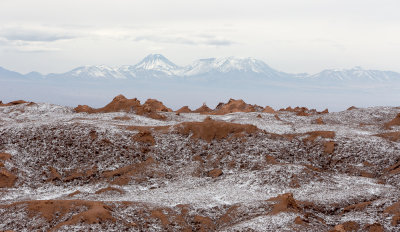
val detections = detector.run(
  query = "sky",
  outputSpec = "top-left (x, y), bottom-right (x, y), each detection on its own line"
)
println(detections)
top-left (0, 0), bottom-right (399, 74)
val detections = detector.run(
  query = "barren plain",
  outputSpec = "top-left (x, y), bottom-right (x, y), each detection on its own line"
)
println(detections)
top-left (1, 96), bottom-right (400, 231)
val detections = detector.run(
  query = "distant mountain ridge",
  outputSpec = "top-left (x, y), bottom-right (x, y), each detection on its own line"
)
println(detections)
top-left (1, 54), bottom-right (400, 82)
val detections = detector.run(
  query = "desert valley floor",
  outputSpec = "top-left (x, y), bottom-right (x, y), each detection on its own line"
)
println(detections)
top-left (1, 96), bottom-right (400, 231)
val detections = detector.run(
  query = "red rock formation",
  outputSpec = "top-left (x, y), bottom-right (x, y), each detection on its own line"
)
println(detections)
top-left (213, 99), bottom-right (256, 115)
top-left (263, 106), bottom-right (276, 113)
top-left (331, 221), bottom-right (359, 232)
top-left (384, 201), bottom-right (400, 226)
top-left (0, 100), bottom-right (30, 107)
top-left (0, 153), bottom-right (11, 161)
top-left (140, 99), bottom-right (172, 113)
top-left (48, 167), bottom-right (62, 182)
top-left (319, 109), bottom-right (329, 114)
top-left (74, 105), bottom-right (95, 113)
top-left (193, 103), bottom-right (213, 114)
top-left (208, 168), bottom-right (223, 178)
top-left (176, 106), bottom-right (192, 113)
top-left (364, 223), bottom-right (384, 232)
top-left (74, 95), bottom-right (170, 120)
top-left (315, 117), bottom-right (325, 125)
top-left (384, 113), bottom-right (400, 129)
top-left (24, 200), bottom-right (115, 230)
top-left (132, 130), bottom-right (156, 145)
top-left (175, 117), bottom-right (258, 142)
top-left (86, 95), bottom-right (141, 113)
top-left (268, 193), bottom-right (300, 215)
top-left (324, 141), bottom-right (336, 154)
top-left (0, 168), bottom-right (17, 188)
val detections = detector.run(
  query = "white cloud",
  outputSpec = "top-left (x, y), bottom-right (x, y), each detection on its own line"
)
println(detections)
top-left (0, 28), bottom-right (74, 42)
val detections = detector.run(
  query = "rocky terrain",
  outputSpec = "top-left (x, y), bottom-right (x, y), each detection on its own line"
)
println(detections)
top-left (0, 95), bottom-right (400, 231)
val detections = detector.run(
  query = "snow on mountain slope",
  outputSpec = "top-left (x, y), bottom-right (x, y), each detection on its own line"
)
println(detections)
top-left (59, 65), bottom-right (127, 79)
top-left (309, 66), bottom-right (400, 82)
top-left (133, 54), bottom-right (180, 74)
top-left (182, 57), bottom-right (290, 78)
top-left (41, 55), bottom-right (293, 80)
top-left (2, 55), bottom-right (400, 82)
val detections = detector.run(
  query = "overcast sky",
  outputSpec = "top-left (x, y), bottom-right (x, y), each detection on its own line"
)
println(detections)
top-left (0, 0), bottom-right (399, 74)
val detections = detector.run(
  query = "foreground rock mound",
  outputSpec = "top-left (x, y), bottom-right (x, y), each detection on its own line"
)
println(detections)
top-left (214, 99), bottom-right (258, 114)
top-left (74, 95), bottom-right (171, 119)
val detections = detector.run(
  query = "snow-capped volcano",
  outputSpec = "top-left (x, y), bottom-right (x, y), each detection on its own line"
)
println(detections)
top-left (2, 54), bottom-right (400, 82)
top-left (134, 54), bottom-right (179, 72)
top-left (46, 54), bottom-right (287, 79)
top-left (117, 54), bottom-right (182, 78)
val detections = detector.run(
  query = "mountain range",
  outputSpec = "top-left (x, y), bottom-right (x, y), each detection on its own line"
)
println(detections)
top-left (1, 54), bottom-right (400, 82)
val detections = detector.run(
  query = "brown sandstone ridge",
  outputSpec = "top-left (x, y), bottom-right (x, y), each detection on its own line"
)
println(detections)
top-left (268, 193), bottom-right (300, 214)
top-left (193, 103), bottom-right (213, 114)
top-left (19, 200), bottom-right (115, 231)
top-left (74, 95), bottom-right (170, 120)
top-left (0, 168), bottom-right (17, 188)
top-left (0, 153), bottom-right (17, 188)
top-left (175, 117), bottom-right (258, 142)
top-left (314, 117), bottom-right (325, 125)
top-left (320, 109), bottom-right (329, 114)
top-left (139, 99), bottom-right (172, 113)
top-left (384, 201), bottom-right (400, 226)
top-left (208, 168), bottom-right (223, 178)
top-left (384, 113), bottom-right (400, 129)
top-left (278, 106), bottom-right (327, 116)
top-left (213, 99), bottom-right (257, 115)
top-left (364, 223), bottom-right (384, 232)
top-left (47, 167), bottom-right (62, 182)
top-left (132, 130), bottom-right (156, 145)
top-left (176, 106), bottom-right (192, 113)
top-left (324, 141), bottom-right (336, 154)
top-left (263, 106), bottom-right (276, 113)
top-left (347, 106), bottom-right (358, 110)
top-left (331, 221), bottom-right (360, 232)
top-left (0, 153), bottom-right (11, 161)
top-left (74, 95), bottom-right (140, 113)
top-left (0, 100), bottom-right (31, 107)
top-left (74, 104), bottom-right (96, 113)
